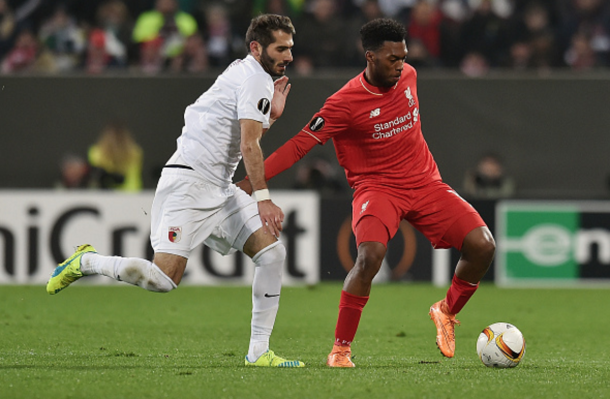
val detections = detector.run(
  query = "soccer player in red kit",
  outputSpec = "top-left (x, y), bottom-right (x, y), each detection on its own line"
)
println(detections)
top-left (238, 18), bottom-right (495, 367)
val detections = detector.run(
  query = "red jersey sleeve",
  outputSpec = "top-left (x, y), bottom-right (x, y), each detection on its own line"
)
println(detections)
top-left (263, 93), bottom-right (351, 181)
top-left (302, 94), bottom-right (351, 143)
top-left (264, 130), bottom-right (319, 180)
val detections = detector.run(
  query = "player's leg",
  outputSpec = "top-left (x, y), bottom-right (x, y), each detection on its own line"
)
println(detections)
top-left (429, 225), bottom-right (494, 358)
top-left (86, 251), bottom-right (182, 289)
top-left (412, 183), bottom-right (494, 357)
top-left (241, 228), bottom-right (302, 367)
top-left (47, 167), bottom-right (196, 295)
top-left (449, 225), bottom-right (495, 312)
top-left (328, 216), bottom-right (391, 367)
top-left (46, 246), bottom-right (180, 295)
top-left (211, 188), bottom-right (303, 367)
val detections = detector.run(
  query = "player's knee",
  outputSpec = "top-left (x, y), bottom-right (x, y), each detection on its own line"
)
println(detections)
top-left (481, 236), bottom-right (496, 261)
top-left (474, 234), bottom-right (496, 262)
top-left (146, 264), bottom-right (178, 293)
top-left (463, 229), bottom-right (496, 263)
top-left (253, 241), bottom-right (286, 263)
top-left (356, 243), bottom-right (385, 271)
top-left (352, 256), bottom-right (383, 284)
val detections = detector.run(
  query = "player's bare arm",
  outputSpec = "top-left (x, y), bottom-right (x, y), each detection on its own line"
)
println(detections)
top-left (240, 118), bottom-right (284, 237)
top-left (236, 128), bottom-right (319, 195)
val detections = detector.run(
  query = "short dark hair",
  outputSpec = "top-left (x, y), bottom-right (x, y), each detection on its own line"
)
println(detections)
top-left (245, 14), bottom-right (296, 51)
top-left (360, 18), bottom-right (406, 52)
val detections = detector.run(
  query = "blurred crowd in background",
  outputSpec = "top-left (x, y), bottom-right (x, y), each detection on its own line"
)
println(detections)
top-left (1, 0), bottom-right (609, 76)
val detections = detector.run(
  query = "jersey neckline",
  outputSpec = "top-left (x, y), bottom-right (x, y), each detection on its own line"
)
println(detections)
top-left (358, 70), bottom-right (398, 96)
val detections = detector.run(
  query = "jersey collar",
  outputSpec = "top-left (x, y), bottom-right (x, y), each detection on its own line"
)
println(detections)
top-left (246, 54), bottom-right (265, 74)
top-left (359, 70), bottom-right (398, 96)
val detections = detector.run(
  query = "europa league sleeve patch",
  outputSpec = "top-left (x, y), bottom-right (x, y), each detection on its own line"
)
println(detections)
top-left (257, 98), bottom-right (271, 115)
top-left (308, 116), bottom-right (325, 131)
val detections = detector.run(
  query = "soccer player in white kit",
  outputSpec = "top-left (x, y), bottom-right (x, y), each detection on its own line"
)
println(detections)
top-left (46, 14), bottom-right (304, 368)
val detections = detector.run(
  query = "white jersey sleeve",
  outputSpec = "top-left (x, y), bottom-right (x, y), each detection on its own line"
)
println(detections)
top-left (238, 74), bottom-right (273, 129)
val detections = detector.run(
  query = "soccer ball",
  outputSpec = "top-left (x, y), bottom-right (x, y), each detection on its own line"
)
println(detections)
top-left (476, 322), bottom-right (526, 368)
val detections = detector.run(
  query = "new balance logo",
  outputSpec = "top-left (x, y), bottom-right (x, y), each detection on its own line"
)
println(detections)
top-left (369, 108), bottom-right (380, 118)
top-left (264, 293), bottom-right (280, 298)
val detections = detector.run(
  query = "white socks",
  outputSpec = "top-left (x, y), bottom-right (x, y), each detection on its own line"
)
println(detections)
top-left (80, 242), bottom-right (285, 363)
top-left (247, 241), bottom-right (286, 362)
top-left (81, 253), bottom-right (176, 292)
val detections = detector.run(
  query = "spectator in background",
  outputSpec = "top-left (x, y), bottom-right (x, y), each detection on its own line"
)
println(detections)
top-left (438, 0), bottom-right (470, 68)
top-left (345, 0), bottom-right (383, 67)
top-left (405, 37), bottom-right (435, 68)
top-left (508, 40), bottom-right (533, 70)
top-left (0, 0), bottom-right (17, 60)
top-left (460, 51), bottom-right (489, 76)
top-left (506, 2), bottom-right (557, 71)
top-left (88, 121), bottom-right (143, 191)
top-left (377, 0), bottom-right (415, 19)
top-left (564, 30), bottom-right (597, 69)
top-left (1, 28), bottom-right (55, 73)
top-left (132, 0), bottom-right (197, 67)
top-left (468, 0), bottom-right (514, 19)
top-left (85, 0), bottom-right (132, 73)
top-left (460, 0), bottom-right (509, 67)
top-left (463, 153), bottom-right (515, 199)
top-left (558, 0), bottom-right (610, 67)
top-left (203, 3), bottom-right (232, 66)
top-left (293, 0), bottom-right (348, 74)
top-left (253, 0), bottom-right (305, 19)
top-left (86, 28), bottom-right (109, 73)
top-left (38, 4), bottom-right (86, 72)
top-left (136, 35), bottom-right (164, 74)
top-left (406, 0), bottom-right (442, 67)
top-left (170, 30), bottom-right (208, 73)
top-left (56, 153), bottom-right (93, 189)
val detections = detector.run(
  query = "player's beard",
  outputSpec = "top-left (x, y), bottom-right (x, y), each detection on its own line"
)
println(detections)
top-left (260, 47), bottom-right (287, 77)
top-left (372, 59), bottom-right (398, 87)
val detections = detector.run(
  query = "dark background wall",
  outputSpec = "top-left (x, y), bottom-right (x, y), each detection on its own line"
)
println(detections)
top-left (1, 74), bottom-right (609, 198)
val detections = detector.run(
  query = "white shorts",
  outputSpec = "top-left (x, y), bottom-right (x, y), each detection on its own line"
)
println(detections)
top-left (150, 167), bottom-right (262, 258)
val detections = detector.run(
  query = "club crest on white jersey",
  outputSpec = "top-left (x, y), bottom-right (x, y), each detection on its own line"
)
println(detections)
top-left (168, 226), bottom-right (182, 243)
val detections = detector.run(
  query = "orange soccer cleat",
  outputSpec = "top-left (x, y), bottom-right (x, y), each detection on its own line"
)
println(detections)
top-left (327, 344), bottom-right (355, 368)
top-left (429, 299), bottom-right (461, 358)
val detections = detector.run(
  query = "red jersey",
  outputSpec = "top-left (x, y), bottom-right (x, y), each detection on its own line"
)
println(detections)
top-left (264, 64), bottom-right (442, 190)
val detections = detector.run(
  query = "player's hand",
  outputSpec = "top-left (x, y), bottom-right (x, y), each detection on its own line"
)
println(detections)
top-left (258, 200), bottom-right (284, 237)
top-left (270, 76), bottom-right (291, 121)
top-left (236, 179), bottom-right (253, 195)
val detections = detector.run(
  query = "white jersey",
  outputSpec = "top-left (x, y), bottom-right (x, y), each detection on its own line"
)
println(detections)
top-left (176, 55), bottom-right (273, 187)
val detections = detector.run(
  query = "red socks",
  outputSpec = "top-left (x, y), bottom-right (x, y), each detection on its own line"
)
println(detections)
top-left (332, 276), bottom-right (476, 346)
top-left (334, 290), bottom-right (369, 346)
top-left (445, 274), bottom-right (479, 315)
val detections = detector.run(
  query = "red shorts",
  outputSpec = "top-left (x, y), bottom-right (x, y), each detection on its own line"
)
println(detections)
top-left (352, 181), bottom-right (486, 251)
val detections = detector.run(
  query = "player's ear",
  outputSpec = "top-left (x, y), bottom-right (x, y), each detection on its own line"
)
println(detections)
top-left (365, 50), bottom-right (375, 64)
top-left (250, 41), bottom-right (263, 57)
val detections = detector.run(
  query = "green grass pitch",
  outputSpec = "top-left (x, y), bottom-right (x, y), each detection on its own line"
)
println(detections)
top-left (1, 283), bottom-right (609, 399)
